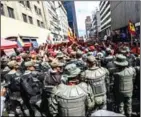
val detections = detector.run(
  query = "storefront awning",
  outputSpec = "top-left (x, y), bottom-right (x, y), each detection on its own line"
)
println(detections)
top-left (1, 38), bottom-right (18, 50)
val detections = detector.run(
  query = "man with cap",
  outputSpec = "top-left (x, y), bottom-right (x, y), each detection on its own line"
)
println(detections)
top-left (120, 46), bottom-right (136, 67)
top-left (81, 56), bottom-right (109, 110)
top-left (56, 52), bottom-right (66, 64)
top-left (5, 60), bottom-right (23, 116)
top-left (20, 52), bottom-right (30, 73)
top-left (75, 50), bottom-right (87, 71)
top-left (49, 63), bottom-right (95, 117)
top-left (42, 60), bottom-right (64, 116)
top-left (37, 54), bottom-right (51, 72)
top-left (20, 61), bottom-right (44, 116)
top-left (113, 54), bottom-right (136, 117)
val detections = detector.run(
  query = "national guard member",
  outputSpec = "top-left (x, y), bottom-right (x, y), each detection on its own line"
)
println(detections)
top-left (56, 52), bottom-right (66, 64)
top-left (75, 50), bottom-right (87, 71)
top-left (113, 54), bottom-right (136, 117)
top-left (6, 60), bottom-right (23, 116)
top-left (42, 60), bottom-right (64, 116)
top-left (49, 64), bottom-right (95, 117)
top-left (81, 56), bottom-right (109, 110)
top-left (20, 61), bottom-right (44, 117)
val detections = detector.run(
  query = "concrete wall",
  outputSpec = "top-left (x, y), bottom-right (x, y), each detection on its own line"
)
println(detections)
top-left (111, 1), bottom-right (140, 30)
top-left (1, 15), bottom-right (51, 45)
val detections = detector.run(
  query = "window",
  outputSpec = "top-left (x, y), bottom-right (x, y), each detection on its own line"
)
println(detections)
top-left (41, 22), bottom-right (44, 28)
top-left (34, 5), bottom-right (38, 14)
top-left (38, 8), bottom-right (42, 16)
top-left (22, 13), bottom-right (27, 22)
top-left (7, 7), bottom-right (15, 18)
top-left (26, 1), bottom-right (30, 9)
top-left (28, 16), bottom-right (33, 24)
top-left (1, 4), bottom-right (4, 15)
top-left (37, 20), bottom-right (40, 26)
top-left (19, 1), bottom-right (24, 6)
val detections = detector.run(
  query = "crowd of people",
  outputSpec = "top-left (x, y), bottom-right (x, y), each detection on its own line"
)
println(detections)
top-left (1, 39), bottom-right (140, 117)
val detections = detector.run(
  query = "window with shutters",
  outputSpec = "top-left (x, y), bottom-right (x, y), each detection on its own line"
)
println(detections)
top-left (7, 7), bottom-right (15, 18)
top-left (28, 16), bottom-right (33, 24)
top-left (22, 13), bottom-right (27, 22)
top-left (1, 4), bottom-right (4, 15)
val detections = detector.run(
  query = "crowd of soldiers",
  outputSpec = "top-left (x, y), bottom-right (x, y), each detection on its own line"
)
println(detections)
top-left (1, 40), bottom-right (140, 117)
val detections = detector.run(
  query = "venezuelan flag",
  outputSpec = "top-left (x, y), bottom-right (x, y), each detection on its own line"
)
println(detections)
top-left (128, 20), bottom-right (136, 35)
top-left (17, 36), bottom-right (24, 47)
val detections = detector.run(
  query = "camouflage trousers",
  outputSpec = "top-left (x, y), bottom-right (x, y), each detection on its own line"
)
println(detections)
top-left (94, 94), bottom-right (107, 110)
top-left (117, 93), bottom-right (132, 117)
top-left (6, 98), bottom-right (25, 117)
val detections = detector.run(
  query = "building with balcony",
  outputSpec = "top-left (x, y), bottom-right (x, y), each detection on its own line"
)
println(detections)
top-left (63, 1), bottom-right (78, 37)
top-left (99, 1), bottom-right (111, 37)
top-left (1, 1), bottom-right (50, 45)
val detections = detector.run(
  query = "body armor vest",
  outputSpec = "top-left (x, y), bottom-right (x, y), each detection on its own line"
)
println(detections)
top-left (114, 67), bottom-right (135, 94)
top-left (83, 67), bottom-right (108, 97)
top-left (53, 83), bottom-right (90, 116)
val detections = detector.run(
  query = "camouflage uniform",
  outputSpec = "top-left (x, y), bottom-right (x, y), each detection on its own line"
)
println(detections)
top-left (81, 56), bottom-right (109, 110)
top-left (20, 61), bottom-right (44, 117)
top-left (113, 54), bottom-right (136, 117)
top-left (49, 64), bottom-right (95, 117)
top-left (5, 61), bottom-right (24, 116)
top-left (42, 60), bottom-right (64, 116)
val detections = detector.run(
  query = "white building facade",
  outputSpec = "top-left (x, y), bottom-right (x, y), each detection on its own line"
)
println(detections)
top-left (1, 1), bottom-right (51, 45)
top-left (99, 1), bottom-right (111, 37)
top-left (55, 1), bottom-right (69, 42)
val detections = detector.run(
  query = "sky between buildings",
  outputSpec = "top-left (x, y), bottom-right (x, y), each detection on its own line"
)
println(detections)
top-left (75, 1), bottom-right (100, 37)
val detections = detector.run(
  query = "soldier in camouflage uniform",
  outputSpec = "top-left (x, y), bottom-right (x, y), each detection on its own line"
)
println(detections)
top-left (42, 60), bottom-right (64, 116)
top-left (56, 52), bottom-right (66, 64)
top-left (81, 56), bottom-right (109, 110)
top-left (120, 47), bottom-right (136, 67)
top-left (75, 50), bottom-right (87, 71)
top-left (37, 54), bottom-right (51, 72)
top-left (49, 64), bottom-right (95, 117)
top-left (20, 61), bottom-right (44, 117)
top-left (5, 61), bottom-right (24, 116)
top-left (113, 54), bottom-right (136, 117)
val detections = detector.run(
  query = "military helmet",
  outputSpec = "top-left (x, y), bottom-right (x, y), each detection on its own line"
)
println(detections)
top-left (63, 63), bottom-right (81, 78)
top-left (87, 55), bottom-right (97, 63)
top-left (56, 52), bottom-right (64, 58)
top-left (120, 46), bottom-right (130, 54)
top-left (24, 61), bottom-right (35, 67)
top-left (50, 60), bottom-right (64, 68)
top-left (20, 53), bottom-right (28, 59)
top-left (7, 60), bottom-right (18, 68)
top-left (76, 50), bottom-right (83, 56)
top-left (114, 54), bottom-right (128, 66)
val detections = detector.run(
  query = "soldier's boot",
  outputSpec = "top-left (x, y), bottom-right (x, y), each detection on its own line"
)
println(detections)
top-left (125, 97), bottom-right (132, 117)
top-left (118, 102), bottom-right (125, 115)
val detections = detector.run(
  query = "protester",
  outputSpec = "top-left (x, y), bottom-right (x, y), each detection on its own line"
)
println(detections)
top-left (0, 39), bottom-right (140, 117)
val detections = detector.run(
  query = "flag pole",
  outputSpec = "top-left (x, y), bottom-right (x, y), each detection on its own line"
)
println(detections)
top-left (131, 33), bottom-right (133, 46)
